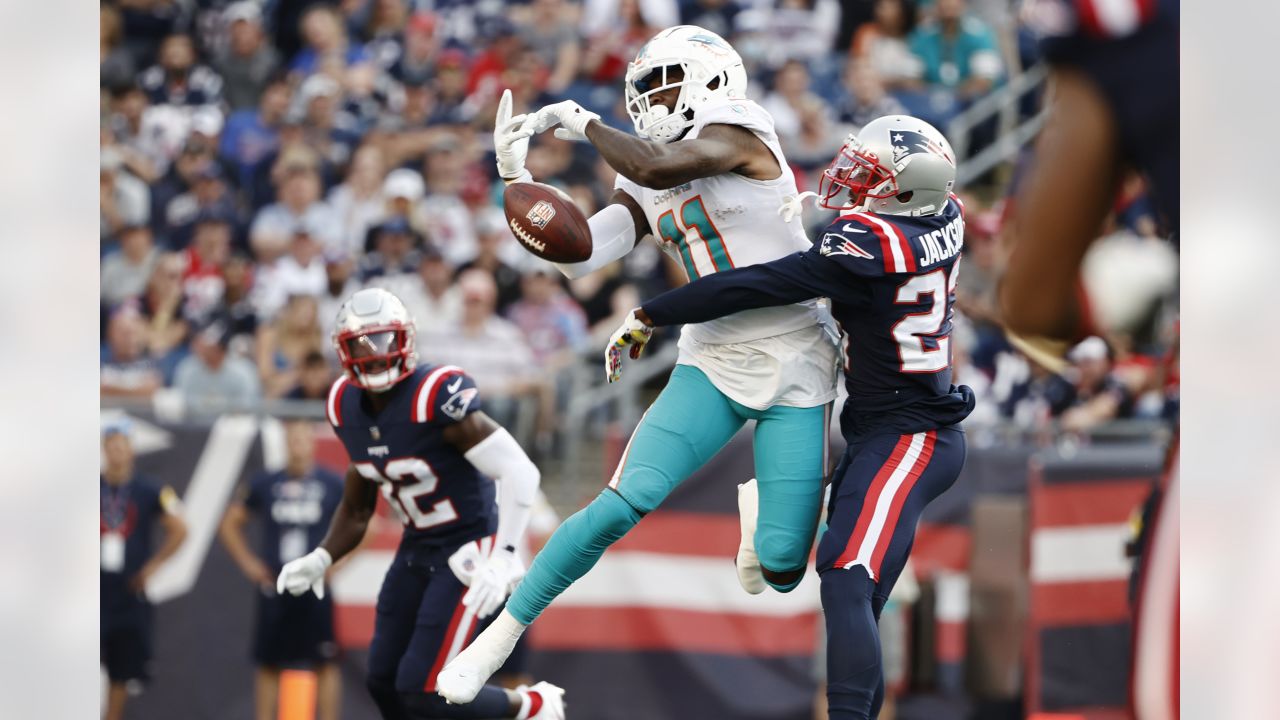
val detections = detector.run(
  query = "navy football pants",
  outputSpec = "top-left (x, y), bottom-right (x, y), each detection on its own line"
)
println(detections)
top-left (366, 542), bottom-right (511, 720)
top-left (816, 427), bottom-right (966, 719)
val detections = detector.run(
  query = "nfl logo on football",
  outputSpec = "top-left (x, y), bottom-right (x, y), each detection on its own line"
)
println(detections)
top-left (526, 200), bottom-right (557, 230)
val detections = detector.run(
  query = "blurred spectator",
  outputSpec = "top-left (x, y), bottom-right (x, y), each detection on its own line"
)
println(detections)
top-left (251, 155), bottom-right (339, 262)
top-left (380, 167), bottom-right (426, 231)
top-left (138, 254), bottom-right (193, 366)
top-left (467, 20), bottom-right (537, 104)
top-left (420, 141), bottom-right (480, 265)
top-left (769, 0), bottom-right (842, 66)
top-left (317, 254), bottom-right (361, 340)
top-left (101, 148), bottom-right (150, 242)
top-left (327, 144), bottom-right (389, 259)
top-left (388, 13), bottom-right (442, 84)
top-left (389, 247), bottom-right (464, 335)
top-left (215, 2), bottom-right (282, 111)
top-left (174, 321), bottom-right (262, 409)
top-left (835, 59), bottom-right (909, 129)
top-left (100, 424), bottom-right (187, 720)
top-left (787, 96), bottom-right (845, 171)
top-left (359, 217), bottom-right (423, 282)
top-left (506, 269), bottom-right (589, 372)
top-left (291, 5), bottom-right (372, 79)
top-left (206, 253), bottom-right (262, 350)
top-left (100, 4), bottom-right (137, 92)
top-left (285, 350), bottom-right (336, 401)
top-left (105, 86), bottom-right (165, 183)
top-left (163, 165), bottom-right (239, 250)
top-left (457, 211), bottom-right (524, 311)
top-left (517, 0), bottom-right (582, 96)
top-left (181, 212), bottom-right (235, 325)
top-left (297, 74), bottom-right (360, 170)
top-left (256, 295), bottom-right (326, 397)
top-left (221, 80), bottom-right (292, 189)
top-left (418, 269), bottom-right (537, 401)
top-left (101, 306), bottom-right (165, 399)
top-left (432, 50), bottom-right (474, 121)
top-left (150, 137), bottom-right (221, 245)
top-left (102, 224), bottom-right (161, 307)
top-left (376, 78), bottom-right (458, 165)
top-left (680, 0), bottom-right (742, 39)
top-left (580, 0), bottom-right (661, 84)
top-left (361, 0), bottom-right (412, 69)
top-left (851, 0), bottom-right (924, 90)
top-left (761, 60), bottom-right (827, 144)
top-left (138, 33), bottom-right (224, 108)
top-left (908, 0), bottom-right (1002, 102)
top-left (1048, 337), bottom-right (1136, 432)
top-left (254, 222), bottom-right (329, 321)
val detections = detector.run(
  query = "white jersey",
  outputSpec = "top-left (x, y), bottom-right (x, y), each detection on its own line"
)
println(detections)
top-left (615, 99), bottom-right (838, 409)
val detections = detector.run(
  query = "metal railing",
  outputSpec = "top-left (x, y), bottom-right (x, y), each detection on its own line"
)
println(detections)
top-left (947, 62), bottom-right (1050, 187)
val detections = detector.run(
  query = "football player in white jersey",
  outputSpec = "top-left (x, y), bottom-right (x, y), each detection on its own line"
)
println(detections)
top-left (436, 25), bottom-right (840, 703)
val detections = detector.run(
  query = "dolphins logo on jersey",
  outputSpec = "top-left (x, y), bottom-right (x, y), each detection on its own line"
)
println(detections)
top-left (890, 129), bottom-right (956, 166)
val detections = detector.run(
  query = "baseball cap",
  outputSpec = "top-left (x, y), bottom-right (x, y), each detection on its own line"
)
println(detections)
top-left (223, 1), bottom-right (262, 24)
top-left (383, 168), bottom-right (425, 201)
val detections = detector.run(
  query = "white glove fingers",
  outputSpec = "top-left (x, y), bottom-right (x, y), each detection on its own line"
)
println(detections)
top-left (313, 578), bottom-right (325, 599)
top-left (497, 89), bottom-right (513, 125)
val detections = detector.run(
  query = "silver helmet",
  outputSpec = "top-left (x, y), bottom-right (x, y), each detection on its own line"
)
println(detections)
top-left (332, 288), bottom-right (417, 392)
top-left (817, 115), bottom-right (956, 216)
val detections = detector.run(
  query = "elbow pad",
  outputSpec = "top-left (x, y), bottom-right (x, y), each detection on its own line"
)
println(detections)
top-left (553, 203), bottom-right (638, 279)
top-left (464, 428), bottom-right (540, 552)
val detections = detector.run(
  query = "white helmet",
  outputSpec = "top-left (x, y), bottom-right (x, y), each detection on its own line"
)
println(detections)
top-left (332, 288), bottom-right (417, 393)
top-left (624, 25), bottom-right (748, 144)
top-left (818, 115), bottom-right (956, 216)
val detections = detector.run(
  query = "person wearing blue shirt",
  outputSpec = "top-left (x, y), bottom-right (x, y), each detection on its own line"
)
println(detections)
top-left (101, 422), bottom-right (188, 720)
top-left (908, 0), bottom-right (1003, 101)
top-left (219, 419), bottom-right (345, 720)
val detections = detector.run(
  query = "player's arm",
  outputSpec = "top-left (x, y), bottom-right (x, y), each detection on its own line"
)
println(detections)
top-left (132, 487), bottom-right (188, 592)
top-left (277, 465), bottom-right (375, 598)
top-left (218, 487), bottom-right (273, 589)
top-left (443, 412), bottom-right (541, 618)
top-left (999, 67), bottom-right (1121, 342)
top-left (551, 189), bottom-right (649, 279)
top-left (584, 121), bottom-right (768, 189)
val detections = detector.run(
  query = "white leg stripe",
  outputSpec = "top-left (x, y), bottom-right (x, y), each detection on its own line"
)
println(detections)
top-left (843, 432), bottom-right (927, 576)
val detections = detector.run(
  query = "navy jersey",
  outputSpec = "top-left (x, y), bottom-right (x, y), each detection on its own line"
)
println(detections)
top-left (101, 476), bottom-right (175, 615)
top-left (643, 197), bottom-right (975, 439)
top-left (326, 364), bottom-right (497, 549)
top-left (1027, 0), bottom-right (1179, 234)
top-left (243, 467), bottom-right (345, 571)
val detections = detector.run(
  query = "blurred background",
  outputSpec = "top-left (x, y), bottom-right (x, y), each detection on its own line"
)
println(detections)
top-left (97, 0), bottom-right (1178, 718)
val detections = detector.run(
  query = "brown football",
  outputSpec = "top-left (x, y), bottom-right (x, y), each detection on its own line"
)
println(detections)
top-left (502, 182), bottom-right (592, 263)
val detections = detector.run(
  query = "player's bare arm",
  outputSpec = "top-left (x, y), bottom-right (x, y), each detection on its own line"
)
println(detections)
top-left (999, 67), bottom-right (1121, 342)
top-left (317, 466), bottom-right (378, 562)
top-left (584, 120), bottom-right (779, 189)
top-left (441, 411), bottom-right (502, 452)
top-left (219, 499), bottom-right (273, 587)
top-left (131, 503), bottom-right (188, 592)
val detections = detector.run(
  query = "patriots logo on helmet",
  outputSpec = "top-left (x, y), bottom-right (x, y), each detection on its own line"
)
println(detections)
top-left (890, 130), bottom-right (955, 166)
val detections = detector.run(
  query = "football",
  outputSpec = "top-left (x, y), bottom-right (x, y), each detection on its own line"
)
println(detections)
top-left (502, 182), bottom-right (592, 263)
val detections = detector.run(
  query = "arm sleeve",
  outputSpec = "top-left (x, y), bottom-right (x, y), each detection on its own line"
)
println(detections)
top-left (641, 250), bottom-right (851, 327)
top-left (551, 201), bottom-right (639, 280)
top-left (463, 428), bottom-right (540, 554)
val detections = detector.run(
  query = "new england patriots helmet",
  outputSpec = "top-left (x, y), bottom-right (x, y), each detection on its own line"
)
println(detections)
top-left (818, 115), bottom-right (957, 216)
top-left (332, 288), bottom-right (417, 393)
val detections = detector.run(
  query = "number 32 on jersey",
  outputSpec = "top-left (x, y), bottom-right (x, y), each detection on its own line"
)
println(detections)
top-left (354, 458), bottom-right (458, 530)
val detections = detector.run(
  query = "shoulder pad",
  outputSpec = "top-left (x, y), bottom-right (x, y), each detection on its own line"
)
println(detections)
top-left (692, 99), bottom-right (776, 140)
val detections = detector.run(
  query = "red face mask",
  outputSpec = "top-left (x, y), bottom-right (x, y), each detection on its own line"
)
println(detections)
top-left (817, 141), bottom-right (896, 211)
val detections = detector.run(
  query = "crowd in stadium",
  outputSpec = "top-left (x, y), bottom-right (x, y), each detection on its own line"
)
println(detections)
top-left (100, 0), bottom-right (1178, 442)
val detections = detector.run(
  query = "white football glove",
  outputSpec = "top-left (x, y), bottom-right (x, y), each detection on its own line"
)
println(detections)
top-left (447, 541), bottom-right (484, 586)
top-left (778, 191), bottom-right (818, 224)
top-left (528, 100), bottom-right (601, 143)
top-left (605, 309), bottom-right (655, 383)
top-left (495, 89), bottom-right (535, 184)
top-left (276, 547), bottom-right (332, 599)
top-left (462, 547), bottom-right (525, 620)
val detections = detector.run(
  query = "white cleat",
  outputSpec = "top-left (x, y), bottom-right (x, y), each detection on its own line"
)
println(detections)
top-left (736, 479), bottom-right (767, 595)
top-left (437, 609), bottom-right (527, 704)
top-left (516, 681), bottom-right (566, 720)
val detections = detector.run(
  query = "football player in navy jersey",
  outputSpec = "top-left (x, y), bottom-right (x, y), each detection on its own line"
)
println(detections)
top-left (219, 420), bottom-right (345, 720)
top-left (101, 422), bottom-right (188, 720)
top-left (275, 288), bottom-right (564, 720)
top-left (607, 115), bottom-right (976, 720)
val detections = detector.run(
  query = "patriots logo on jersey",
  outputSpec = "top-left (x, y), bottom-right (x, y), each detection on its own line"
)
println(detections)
top-left (820, 229), bottom-right (875, 260)
top-left (441, 387), bottom-right (478, 421)
top-left (890, 130), bottom-right (955, 166)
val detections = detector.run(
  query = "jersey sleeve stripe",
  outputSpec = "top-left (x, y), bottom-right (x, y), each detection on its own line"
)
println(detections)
top-left (847, 212), bottom-right (915, 273)
top-left (326, 377), bottom-right (349, 427)
top-left (949, 193), bottom-right (966, 219)
top-left (414, 365), bottom-right (465, 423)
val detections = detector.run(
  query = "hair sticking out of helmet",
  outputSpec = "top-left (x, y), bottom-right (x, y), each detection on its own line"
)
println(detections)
top-left (624, 25), bottom-right (748, 144)
top-left (332, 288), bottom-right (418, 392)
top-left (818, 115), bottom-right (957, 217)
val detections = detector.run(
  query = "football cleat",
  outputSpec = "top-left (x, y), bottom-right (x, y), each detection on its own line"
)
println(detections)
top-left (736, 479), bottom-right (766, 595)
top-left (516, 681), bottom-right (566, 720)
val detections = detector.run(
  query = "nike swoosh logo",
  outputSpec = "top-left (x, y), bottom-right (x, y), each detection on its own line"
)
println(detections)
top-left (446, 377), bottom-right (463, 394)
top-left (842, 224), bottom-right (867, 234)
